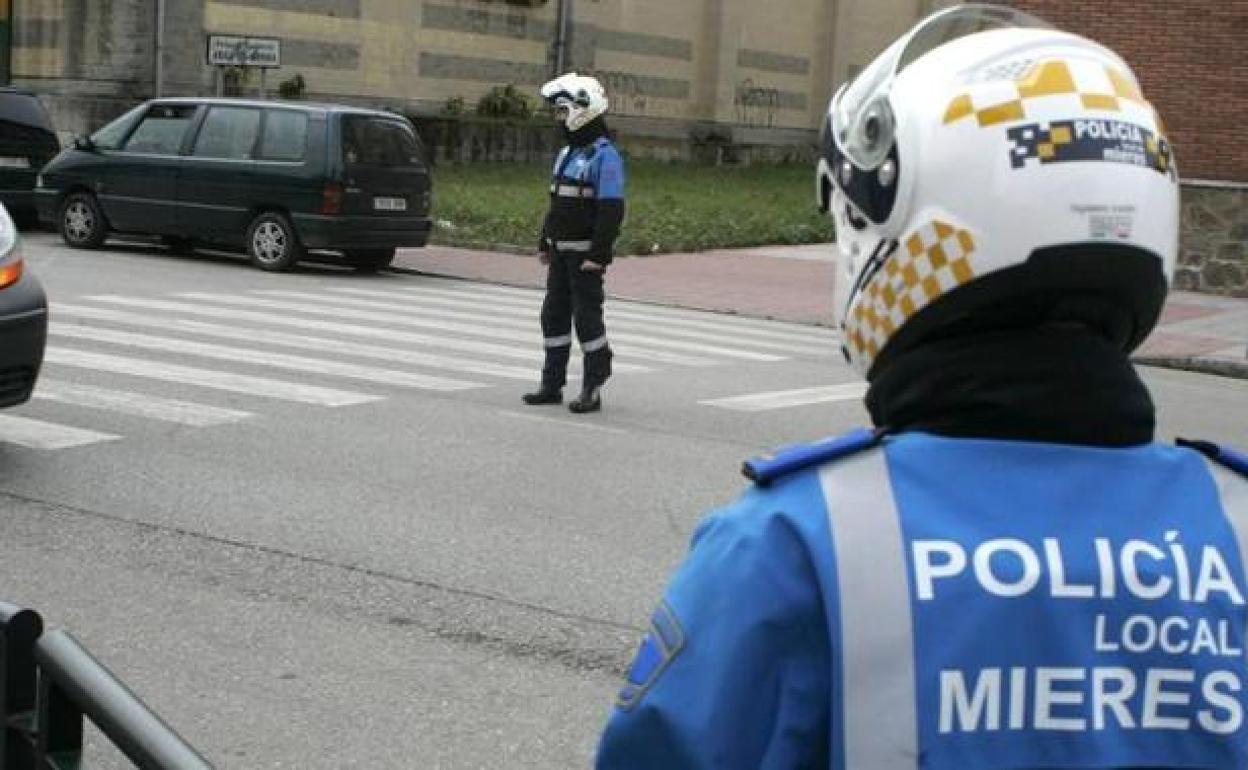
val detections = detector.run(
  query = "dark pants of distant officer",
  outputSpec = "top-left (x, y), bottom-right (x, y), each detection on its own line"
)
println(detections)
top-left (540, 251), bottom-right (613, 392)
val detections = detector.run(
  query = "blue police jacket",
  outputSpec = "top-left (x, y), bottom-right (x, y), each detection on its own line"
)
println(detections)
top-left (596, 430), bottom-right (1248, 769)
top-left (550, 137), bottom-right (626, 201)
top-left (543, 136), bottom-right (626, 263)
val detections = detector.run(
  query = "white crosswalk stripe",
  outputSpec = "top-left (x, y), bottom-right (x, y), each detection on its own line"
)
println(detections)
top-left (44, 348), bottom-right (381, 407)
top-left (250, 290), bottom-right (785, 363)
top-left (49, 323), bottom-right (483, 392)
top-left (411, 282), bottom-right (838, 344)
top-left (178, 292), bottom-right (727, 366)
top-left (700, 382), bottom-right (868, 412)
top-left (84, 295), bottom-right (652, 373)
top-left (392, 283), bottom-right (838, 343)
top-left (34, 379), bottom-right (252, 426)
top-left (327, 286), bottom-right (836, 356)
top-left (0, 414), bottom-right (120, 450)
top-left (53, 304), bottom-right (539, 381)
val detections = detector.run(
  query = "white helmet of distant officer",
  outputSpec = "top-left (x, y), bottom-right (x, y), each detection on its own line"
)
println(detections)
top-left (541, 72), bottom-right (609, 132)
top-left (816, 3), bottom-right (1179, 379)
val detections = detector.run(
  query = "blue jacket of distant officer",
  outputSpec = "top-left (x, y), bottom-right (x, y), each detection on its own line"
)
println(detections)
top-left (596, 426), bottom-right (1248, 769)
top-left (541, 132), bottom-right (626, 267)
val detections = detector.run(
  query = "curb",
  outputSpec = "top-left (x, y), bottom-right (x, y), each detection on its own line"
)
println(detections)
top-left (1133, 356), bottom-right (1248, 380)
top-left (427, 240), bottom-right (534, 256)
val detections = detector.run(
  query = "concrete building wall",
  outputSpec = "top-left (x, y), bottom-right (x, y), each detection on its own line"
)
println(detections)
top-left (6, 0), bottom-right (926, 147)
top-left (11, 0), bottom-right (160, 134)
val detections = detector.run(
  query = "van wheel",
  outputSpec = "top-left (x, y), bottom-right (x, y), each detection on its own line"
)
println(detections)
top-left (59, 192), bottom-right (108, 249)
top-left (246, 212), bottom-right (303, 272)
top-left (346, 248), bottom-right (396, 273)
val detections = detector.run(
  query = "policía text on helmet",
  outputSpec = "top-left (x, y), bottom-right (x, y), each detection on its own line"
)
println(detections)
top-left (1074, 119), bottom-right (1145, 143)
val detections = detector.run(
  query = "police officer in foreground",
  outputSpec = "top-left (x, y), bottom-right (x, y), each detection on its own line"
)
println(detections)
top-left (523, 73), bottom-right (626, 414)
top-left (597, 4), bottom-right (1248, 768)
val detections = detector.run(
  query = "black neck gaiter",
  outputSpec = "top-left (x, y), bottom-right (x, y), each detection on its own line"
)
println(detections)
top-left (565, 116), bottom-right (609, 147)
top-left (866, 328), bottom-right (1156, 447)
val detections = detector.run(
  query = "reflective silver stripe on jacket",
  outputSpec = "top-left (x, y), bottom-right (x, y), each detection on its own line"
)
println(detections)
top-left (819, 448), bottom-right (918, 769)
top-left (553, 184), bottom-right (595, 198)
top-left (544, 334), bottom-right (573, 348)
top-left (582, 335), bottom-right (609, 353)
top-left (1203, 459), bottom-right (1248, 592)
top-left (554, 240), bottom-right (592, 252)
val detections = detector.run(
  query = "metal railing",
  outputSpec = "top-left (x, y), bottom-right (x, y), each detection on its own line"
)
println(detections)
top-left (0, 602), bottom-right (213, 769)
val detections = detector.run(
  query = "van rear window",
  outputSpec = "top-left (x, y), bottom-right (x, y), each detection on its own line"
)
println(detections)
top-left (342, 116), bottom-right (422, 167)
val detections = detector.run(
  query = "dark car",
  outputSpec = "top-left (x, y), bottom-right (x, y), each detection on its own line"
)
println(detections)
top-left (0, 203), bottom-right (47, 408)
top-left (0, 88), bottom-right (61, 227)
top-left (36, 98), bottom-right (432, 272)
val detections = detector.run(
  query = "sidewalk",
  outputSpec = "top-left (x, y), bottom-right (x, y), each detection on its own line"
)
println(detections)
top-left (394, 244), bottom-right (1248, 378)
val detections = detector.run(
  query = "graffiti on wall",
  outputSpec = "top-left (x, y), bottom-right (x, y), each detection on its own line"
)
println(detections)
top-left (598, 70), bottom-right (649, 116)
top-left (735, 79), bottom-right (779, 127)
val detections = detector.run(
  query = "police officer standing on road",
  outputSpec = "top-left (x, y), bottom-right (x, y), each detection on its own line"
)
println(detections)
top-left (523, 73), bottom-right (626, 414)
top-left (596, 5), bottom-right (1248, 768)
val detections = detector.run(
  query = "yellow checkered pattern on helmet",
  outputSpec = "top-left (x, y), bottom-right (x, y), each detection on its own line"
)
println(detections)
top-left (943, 59), bottom-right (1153, 128)
top-left (845, 220), bottom-right (977, 363)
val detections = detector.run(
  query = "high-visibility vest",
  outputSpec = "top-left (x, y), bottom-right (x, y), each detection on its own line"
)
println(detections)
top-left (597, 431), bottom-right (1248, 769)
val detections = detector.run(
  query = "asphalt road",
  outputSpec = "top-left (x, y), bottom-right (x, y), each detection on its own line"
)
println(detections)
top-left (3, 233), bottom-right (1247, 768)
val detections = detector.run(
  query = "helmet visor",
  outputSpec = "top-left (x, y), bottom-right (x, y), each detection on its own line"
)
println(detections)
top-left (831, 4), bottom-right (1052, 171)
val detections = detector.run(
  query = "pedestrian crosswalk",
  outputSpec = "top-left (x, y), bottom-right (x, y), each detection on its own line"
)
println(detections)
top-left (35, 379), bottom-right (252, 427)
top-left (699, 382), bottom-right (869, 412)
top-left (44, 348), bottom-right (381, 407)
top-left (0, 278), bottom-right (845, 451)
top-left (0, 413), bottom-right (120, 450)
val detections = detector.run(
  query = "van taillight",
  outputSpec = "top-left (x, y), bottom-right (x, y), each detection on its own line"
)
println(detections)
top-left (321, 182), bottom-right (344, 215)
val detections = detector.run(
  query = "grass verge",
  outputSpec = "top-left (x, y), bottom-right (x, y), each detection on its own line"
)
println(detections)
top-left (430, 161), bottom-right (835, 255)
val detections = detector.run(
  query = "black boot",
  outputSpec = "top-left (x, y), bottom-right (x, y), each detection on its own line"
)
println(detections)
top-left (568, 385), bottom-right (601, 414)
top-left (522, 385), bottom-right (563, 405)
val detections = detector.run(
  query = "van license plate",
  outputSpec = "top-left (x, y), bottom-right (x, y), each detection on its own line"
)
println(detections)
top-left (374, 197), bottom-right (407, 211)
top-left (0, 157), bottom-right (30, 169)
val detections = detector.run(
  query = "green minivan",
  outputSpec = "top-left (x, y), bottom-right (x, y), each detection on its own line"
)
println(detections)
top-left (36, 98), bottom-right (432, 272)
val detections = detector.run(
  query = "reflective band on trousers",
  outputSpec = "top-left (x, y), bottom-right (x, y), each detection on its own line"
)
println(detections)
top-left (552, 184), bottom-right (595, 198)
top-left (544, 334), bottom-right (573, 348)
top-left (554, 240), bottom-right (592, 252)
top-left (818, 449), bottom-right (918, 768)
top-left (582, 335), bottom-right (609, 353)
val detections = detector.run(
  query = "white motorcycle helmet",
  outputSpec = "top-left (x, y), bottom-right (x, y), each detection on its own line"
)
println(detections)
top-left (541, 72), bottom-right (609, 132)
top-left (817, 4), bottom-right (1178, 379)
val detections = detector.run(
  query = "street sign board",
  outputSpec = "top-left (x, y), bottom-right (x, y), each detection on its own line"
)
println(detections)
top-left (206, 35), bottom-right (281, 68)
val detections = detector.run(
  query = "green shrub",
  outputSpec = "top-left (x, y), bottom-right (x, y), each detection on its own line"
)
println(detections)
top-left (278, 73), bottom-right (306, 100)
top-left (475, 85), bottom-right (534, 121)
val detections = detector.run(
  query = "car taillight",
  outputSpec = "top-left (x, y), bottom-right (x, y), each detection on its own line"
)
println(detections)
top-left (321, 181), bottom-right (344, 215)
top-left (0, 259), bottom-right (23, 290)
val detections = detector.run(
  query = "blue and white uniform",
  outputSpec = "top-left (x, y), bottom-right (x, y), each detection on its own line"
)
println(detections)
top-left (597, 431), bottom-right (1248, 769)
top-left (536, 128), bottom-right (626, 394)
